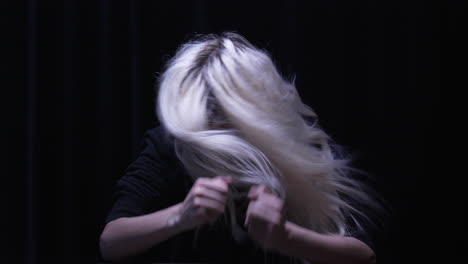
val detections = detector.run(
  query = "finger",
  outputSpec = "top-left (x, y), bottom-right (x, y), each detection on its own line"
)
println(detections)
top-left (192, 185), bottom-right (227, 205)
top-left (245, 201), bottom-right (253, 227)
top-left (244, 200), bottom-right (269, 226)
top-left (244, 198), bottom-right (260, 226)
top-left (193, 197), bottom-right (225, 214)
top-left (248, 185), bottom-right (273, 199)
top-left (199, 177), bottom-right (230, 193)
top-left (245, 200), bottom-right (283, 226)
top-left (256, 194), bottom-right (284, 211)
top-left (258, 185), bottom-right (273, 194)
top-left (215, 175), bottom-right (232, 184)
top-left (247, 185), bottom-right (261, 200)
top-left (246, 213), bottom-right (269, 240)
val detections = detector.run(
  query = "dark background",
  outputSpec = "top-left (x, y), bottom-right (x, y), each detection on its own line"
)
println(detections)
top-left (3, 0), bottom-right (462, 263)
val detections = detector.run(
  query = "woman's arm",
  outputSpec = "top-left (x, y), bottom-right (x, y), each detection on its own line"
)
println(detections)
top-left (280, 221), bottom-right (376, 264)
top-left (245, 185), bottom-right (376, 264)
top-left (100, 176), bottom-right (232, 262)
top-left (100, 203), bottom-right (184, 262)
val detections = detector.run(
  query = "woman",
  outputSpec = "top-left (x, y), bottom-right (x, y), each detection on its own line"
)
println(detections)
top-left (100, 33), bottom-right (380, 263)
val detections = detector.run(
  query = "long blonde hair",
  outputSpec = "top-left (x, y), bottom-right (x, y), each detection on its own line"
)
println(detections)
top-left (157, 33), bottom-right (380, 236)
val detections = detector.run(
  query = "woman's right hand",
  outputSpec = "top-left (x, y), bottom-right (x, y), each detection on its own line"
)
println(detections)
top-left (168, 176), bottom-right (232, 231)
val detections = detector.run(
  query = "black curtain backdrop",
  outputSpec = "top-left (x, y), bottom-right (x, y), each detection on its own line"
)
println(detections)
top-left (3, 0), bottom-right (462, 263)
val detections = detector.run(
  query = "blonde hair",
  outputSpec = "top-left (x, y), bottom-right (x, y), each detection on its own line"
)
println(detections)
top-left (157, 33), bottom-right (380, 236)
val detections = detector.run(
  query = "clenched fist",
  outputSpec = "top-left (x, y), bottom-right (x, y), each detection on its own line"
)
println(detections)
top-left (245, 185), bottom-right (288, 250)
top-left (168, 176), bottom-right (232, 231)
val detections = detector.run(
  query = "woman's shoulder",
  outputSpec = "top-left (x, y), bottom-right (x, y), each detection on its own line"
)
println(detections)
top-left (140, 125), bottom-right (178, 160)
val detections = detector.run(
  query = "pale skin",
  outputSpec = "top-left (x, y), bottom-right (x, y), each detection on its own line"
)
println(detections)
top-left (100, 176), bottom-right (376, 264)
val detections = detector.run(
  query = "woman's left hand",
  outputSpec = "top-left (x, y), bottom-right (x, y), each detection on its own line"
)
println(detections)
top-left (245, 185), bottom-right (288, 250)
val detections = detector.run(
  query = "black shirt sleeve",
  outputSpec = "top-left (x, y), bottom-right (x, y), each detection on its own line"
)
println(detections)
top-left (105, 126), bottom-right (187, 224)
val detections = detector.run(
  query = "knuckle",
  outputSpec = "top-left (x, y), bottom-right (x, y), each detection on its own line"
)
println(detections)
top-left (218, 184), bottom-right (228, 193)
top-left (193, 186), bottom-right (203, 196)
top-left (212, 180), bottom-right (228, 192)
top-left (196, 177), bottom-right (207, 185)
